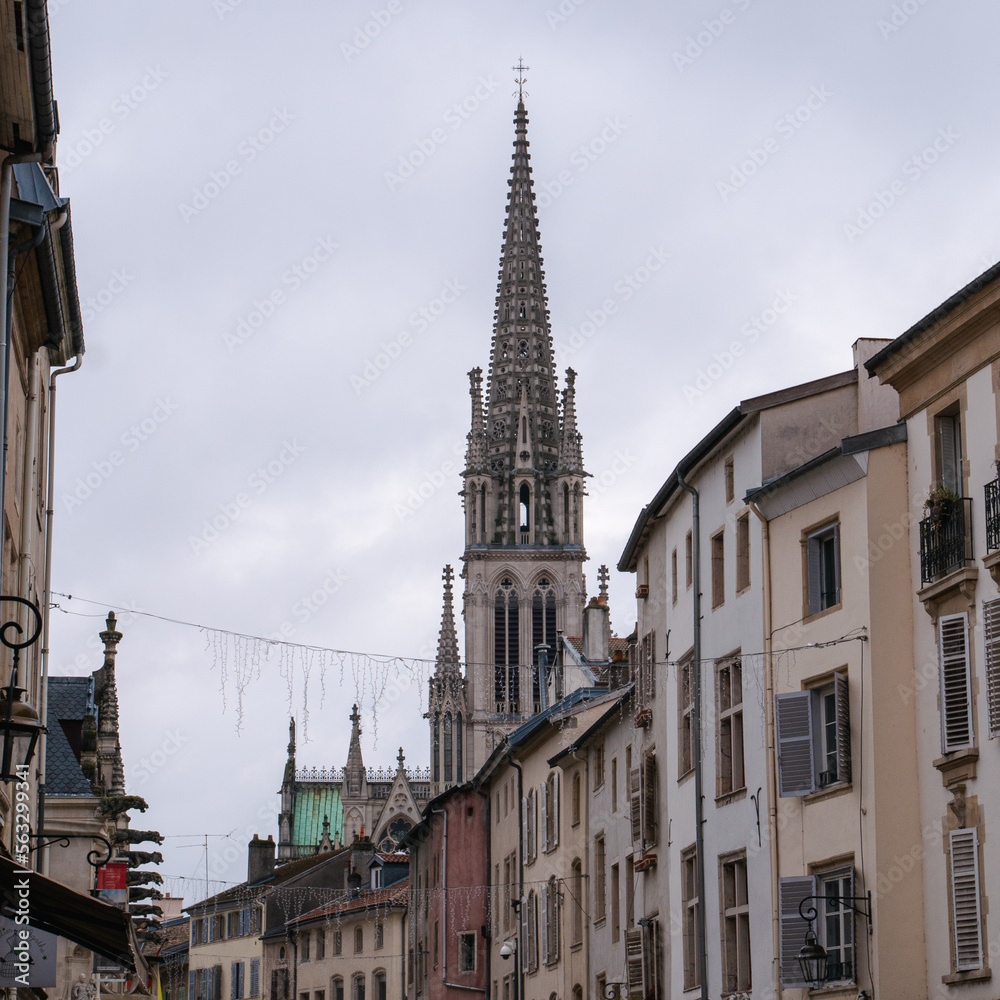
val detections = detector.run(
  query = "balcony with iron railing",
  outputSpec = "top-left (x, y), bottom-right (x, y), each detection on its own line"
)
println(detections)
top-left (986, 478), bottom-right (1000, 552)
top-left (919, 495), bottom-right (973, 584)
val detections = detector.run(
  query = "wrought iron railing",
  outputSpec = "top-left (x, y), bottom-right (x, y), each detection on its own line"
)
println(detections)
top-left (986, 478), bottom-right (1000, 552)
top-left (919, 496), bottom-right (973, 584)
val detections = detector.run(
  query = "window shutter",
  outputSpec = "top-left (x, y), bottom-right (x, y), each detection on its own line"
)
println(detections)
top-left (230, 965), bottom-right (238, 1000)
top-left (552, 773), bottom-right (560, 848)
top-left (650, 631), bottom-right (656, 699)
top-left (950, 828), bottom-right (984, 971)
top-left (939, 613), bottom-right (973, 753)
top-left (651, 917), bottom-right (663, 1000)
top-left (249, 960), bottom-right (259, 998)
top-left (540, 883), bottom-right (549, 965)
top-left (520, 898), bottom-right (529, 974)
top-left (643, 754), bottom-right (658, 845)
top-left (776, 691), bottom-right (815, 795)
top-left (540, 783), bottom-right (549, 853)
top-left (189, 972), bottom-right (196, 1000)
top-left (779, 875), bottom-right (818, 988)
top-left (834, 672), bottom-right (851, 784)
top-left (269, 971), bottom-right (277, 1000)
top-left (984, 599), bottom-right (1000, 738)
top-left (630, 766), bottom-right (642, 843)
top-left (807, 536), bottom-right (823, 615)
top-left (939, 415), bottom-right (961, 494)
top-left (209, 917), bottom-right (215, 943)
top-left (213, 967), bottom-right (222, 1000)
top-left (625, 928), bottom-right (644, 994)
top-left (522, 796), bottom-right (530, 862)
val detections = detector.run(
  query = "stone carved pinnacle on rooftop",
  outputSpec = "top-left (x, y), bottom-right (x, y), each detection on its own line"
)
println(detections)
top-left (558, 367), bottom-right (585, 473)
top-left (434, 565), bottom-right (461, 675)
top-left (465, 367), bottom-right (487, 472)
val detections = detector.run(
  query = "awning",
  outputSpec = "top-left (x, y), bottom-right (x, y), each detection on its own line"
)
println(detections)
top-left (0, 857), bottom-right (150, 989)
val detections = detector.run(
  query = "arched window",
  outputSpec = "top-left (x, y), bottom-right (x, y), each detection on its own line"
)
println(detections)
top-left (532, 579), bottom-right (556, 712)
top-left (479, 484), bottom-right (487, 542)
top-left (351, 973), bottom-right (365, 1000)
top-left (432, 714), bottom-right (440, 783)
top-left (443, 712), bottom-right (453, 783)
top-left (354, 926), bottom-right (364, 953)
top-left (519, 483), bottom-right (530, 538)
top-left (494, 579), bottom-right (519, 713)
top-left (331, 978), bottom-right (344, 1000)
top-left (572, 483), bottom-right (581, 540)
top-left (573, 986), bottom-right (583, 1000)
top-left (372, 971), bottom-right (386, 1000)
top-left (456, 713), bottom-right (463, 782)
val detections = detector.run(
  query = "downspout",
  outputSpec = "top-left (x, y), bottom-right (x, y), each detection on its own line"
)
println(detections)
top-left (36, 351), bottom-right (83, 874)
top-left (749, 501), bottom-right (781, 997)
top-left (477, 785), bottom-right (492, 997)
top-left (505, 748), bottom-right (524, 1000)
top-left (676, 470), bottom-right (708, 1000)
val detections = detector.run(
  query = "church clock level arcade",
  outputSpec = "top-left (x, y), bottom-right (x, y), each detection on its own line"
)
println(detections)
top-left (427, 88), bottom-right (589, 792)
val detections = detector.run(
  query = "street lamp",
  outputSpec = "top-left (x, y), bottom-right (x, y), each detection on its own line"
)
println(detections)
top-left (0, 597), bottom-right (44, 782)
top-left (795, 891), bottom-right (872, 987)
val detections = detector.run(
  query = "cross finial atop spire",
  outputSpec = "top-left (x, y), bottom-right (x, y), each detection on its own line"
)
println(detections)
top-left (598, 564), bottom-right (610, 598)
top-left (513, 56), bottom-right (529, 101)
top-left (443, 564), bottom-right (454, 592)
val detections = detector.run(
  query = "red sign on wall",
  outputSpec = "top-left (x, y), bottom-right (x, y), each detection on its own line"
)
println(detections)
top-left (97, 860), bottom-right (127, 890)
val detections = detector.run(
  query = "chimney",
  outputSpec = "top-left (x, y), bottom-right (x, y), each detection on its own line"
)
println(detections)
top-left (248, 834), bottom-right (276, 884)
top-left (582, 598), bottom-right (610, 663)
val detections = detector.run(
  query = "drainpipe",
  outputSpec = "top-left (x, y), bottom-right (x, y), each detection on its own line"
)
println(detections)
top-left (749, 500), bottom-right (781, 996)
top-left (476, 784), bottom-right (492, 998)
top-left (676, 470), bottom-right (708, 1000)
top-left (36, 351), bottom-right (83, 874)
top-left (505, 748), bottom-right (524, 1000)
top-left (431, 806), bottom-right (448, 984)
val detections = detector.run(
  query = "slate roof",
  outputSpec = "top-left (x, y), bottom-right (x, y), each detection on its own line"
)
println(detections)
top-left (45, 677), bottom-right (95, 796)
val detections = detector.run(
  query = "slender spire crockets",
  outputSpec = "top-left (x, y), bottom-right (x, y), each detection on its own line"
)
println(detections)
top-left (435, 565), bottom-right (461, 672)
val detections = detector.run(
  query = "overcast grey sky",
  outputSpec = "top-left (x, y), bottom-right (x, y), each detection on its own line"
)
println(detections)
top-left (43, 0), bottom-right (1000, 898)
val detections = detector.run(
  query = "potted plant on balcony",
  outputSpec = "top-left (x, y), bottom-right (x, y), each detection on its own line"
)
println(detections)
top-left (924, 484), bottom-right (959, 530)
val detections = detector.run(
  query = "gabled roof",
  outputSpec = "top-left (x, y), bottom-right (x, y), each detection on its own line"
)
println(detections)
top-left (186, 848), bottom-right (348, 913)
top-left (289, 879), bottom-right (410, 925)
top-left (548, 686), bottom-right (633, 766)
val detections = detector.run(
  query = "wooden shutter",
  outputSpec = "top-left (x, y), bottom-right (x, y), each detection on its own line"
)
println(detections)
top-left (213, 967), bottom-right (222, 1000)
top-left (521, 896), bottom-right (530, 974)
top-left (984, 598), bottom-right (1000, 738)
top-left (552, 773), bottom-right (560, 848)
top-left (642, 754), bottom-right (658, 846)
top-left (834, 672), bottom-right (851, 784)
top-left (189, 972), bottom-right (196, 1000)
top-left (807, 534), bottom-right (823, 615)
top-left (950, 828), bottom-right (984, 971)
top-left (522, 795), bottom-right (530, 862)
top-left (540, 882), bottom-right (549, 965)
top-left (269, 971), bottom-right (277, 1000)
top-left (540, 783), bottom-right (549, 853)
top-left (249, 960), bottom-right (259, 998)
top-left (939, 614), bottom-right (973, 753)
top-left (939, 414), bottom-right (961, 494)
top-left (778, 876), bottom-right (817, 988)
top-left (230, 964), bottom-right (238, 1000)
top-left (630, 766), bottom-right (642, 843)
top-left (626, 928), bottom-right (644, 995)
top-left (776, 691), bottom-right (815, 796)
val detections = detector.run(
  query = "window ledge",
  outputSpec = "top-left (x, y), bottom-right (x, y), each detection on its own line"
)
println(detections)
top-left (933, 746), bottom-right (978, 786)
top-left (983, 549), bottom-right (1000, 587)
top-left (942, 967), bottom-right (992, 985)
top-left (807, 985), bottom-right (858, 998)
top-left (715, 788), bottom-right (747, 807)
top-left (678, 767), bottom-right (694, 785)
top-left (918, 564), bottom-right (978, 619)
top-left (803, 602), bottom-right (842, 624)
top-left (570, 941), bottom-right (583, 953)
top-left (804, 781), bottom-right (853, 805)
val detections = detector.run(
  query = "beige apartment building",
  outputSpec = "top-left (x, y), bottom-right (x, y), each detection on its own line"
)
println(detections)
top-left (749, 339), bottom-right (927, 999)
top-left (868, 264), bottom-right (1000, 996)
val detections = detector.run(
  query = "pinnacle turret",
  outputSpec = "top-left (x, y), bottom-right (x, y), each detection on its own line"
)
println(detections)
top-left (559, 368), bottom-right (584, 473)
top-left (465, 368), bottom-right (487, 472)
top-left (434, 565), bottom-right (461, 672)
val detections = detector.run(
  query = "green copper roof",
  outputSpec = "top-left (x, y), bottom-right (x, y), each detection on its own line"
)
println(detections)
top-left (292, 783), bottom-right (344, 850)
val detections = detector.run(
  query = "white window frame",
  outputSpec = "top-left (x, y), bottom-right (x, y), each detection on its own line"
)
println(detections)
top-left (939, 613), bottom-right (974, 753)
top-left (806, 521), bottom-right (841, 615)
top-left (949, 827), bottom-right (984, 972)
